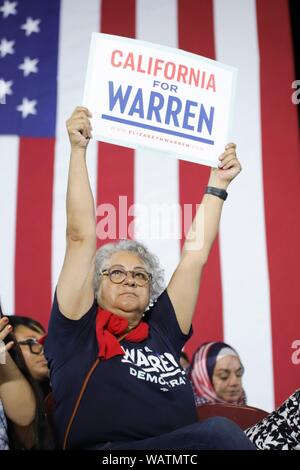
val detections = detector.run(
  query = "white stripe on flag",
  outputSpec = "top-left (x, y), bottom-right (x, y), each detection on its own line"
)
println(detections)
top-left (52, 0), bottom-right (100, 293)
top-left (0, 137), bottom-right (19, 314)
top-left (135, 0), bottom-right (180, 284)
top-left (213, 0), bottom-right (274, 410)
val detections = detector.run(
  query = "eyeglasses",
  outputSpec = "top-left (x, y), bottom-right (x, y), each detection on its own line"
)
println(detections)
top-left (17, 338), bottom-right (44, 355)
top-left (100, 267), bottom-right (152, 287)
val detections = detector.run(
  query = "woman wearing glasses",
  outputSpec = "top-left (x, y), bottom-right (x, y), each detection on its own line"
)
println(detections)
top-left (0, 315), bottom-right (36, 450)
top-left (0, 314), bottom-right (53, 449)
top-left (8, 316), bottom-right (49, 386)
top-left (0, 315), bottom-right (54, 450)
top-left (44, 107), bottom-right (254, 450)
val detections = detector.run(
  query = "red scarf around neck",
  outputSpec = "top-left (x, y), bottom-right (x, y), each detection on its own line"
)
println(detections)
top-left (95, 309), bottom-right (149, 360)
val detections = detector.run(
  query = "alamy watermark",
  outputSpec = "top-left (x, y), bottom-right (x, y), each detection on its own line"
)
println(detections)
top-left (291, 80), bottom-right (300, 104)
top-left (95, 196), bottom-right (205, 251)
top-left (291, 340), bottom-right (300, 365)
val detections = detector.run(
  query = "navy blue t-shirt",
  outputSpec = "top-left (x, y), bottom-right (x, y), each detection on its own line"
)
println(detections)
top-left (45, 290), bottom-right (197, 449)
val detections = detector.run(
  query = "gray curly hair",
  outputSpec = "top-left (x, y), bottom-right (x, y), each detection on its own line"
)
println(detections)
top-left (94, 240), bottom-right (165, 305)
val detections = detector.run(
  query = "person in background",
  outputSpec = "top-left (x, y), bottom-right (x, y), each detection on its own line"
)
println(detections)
top-left (8, 316), bottom-right (50, 397)
top-left (189, 341), bottom-right (300, 450)
top-left (7, 316), bottom-right (54, 449)
top-left (189, 342), bottom-right (246, 406)
top-left (0, 314), bottom-right (36, 450)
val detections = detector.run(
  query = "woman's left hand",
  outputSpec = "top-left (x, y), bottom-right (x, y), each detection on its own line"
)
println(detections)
top-left (209, 143), bottom-right (242, 189)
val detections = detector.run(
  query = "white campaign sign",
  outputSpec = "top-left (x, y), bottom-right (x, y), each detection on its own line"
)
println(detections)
top-left (83, 33), bottom-right (237, 167)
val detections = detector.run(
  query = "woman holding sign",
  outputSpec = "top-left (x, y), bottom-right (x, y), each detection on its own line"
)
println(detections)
top-left (45, 106), bottom-right (254, 450)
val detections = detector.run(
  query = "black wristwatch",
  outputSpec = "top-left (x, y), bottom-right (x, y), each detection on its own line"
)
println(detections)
top-left (205, 186), bottom-right (228, 201)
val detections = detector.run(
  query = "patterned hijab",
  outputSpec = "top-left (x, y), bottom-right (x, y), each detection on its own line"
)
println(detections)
top-left (189, 342), bottom-right (247, 406)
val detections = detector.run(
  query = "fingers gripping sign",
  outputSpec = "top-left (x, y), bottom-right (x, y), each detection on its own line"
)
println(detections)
top-left (66, 106), bottom-right (93, 149)
top-left (209, 142), bottom-right (242, 188)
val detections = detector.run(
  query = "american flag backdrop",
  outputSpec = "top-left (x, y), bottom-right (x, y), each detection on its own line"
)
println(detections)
top-left (0, 0), bottom-right (299, 412)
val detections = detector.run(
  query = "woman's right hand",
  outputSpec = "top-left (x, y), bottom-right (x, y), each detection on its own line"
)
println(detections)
top-left (0, 317), bottom-right (14, 353)
top-left (66, 106), bottom-right (92, 150)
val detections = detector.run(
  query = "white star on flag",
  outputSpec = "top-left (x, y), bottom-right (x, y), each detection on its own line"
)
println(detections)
top-left (0, 78), bottom-right (13, 103)
top-left (16, 97), bottom-right (37, 118)
top-left (0, 0), bottom-right (17, 18)
top-left (20, 17), bottom-right (41, 37)
top-left (0, 37), bottom-right (15, 58)
top-left (18, 57), bottom-right (39, 77)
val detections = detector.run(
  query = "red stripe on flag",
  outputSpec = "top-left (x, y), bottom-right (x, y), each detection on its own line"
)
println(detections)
top-left (15, 138), bottom-right (54, 328)
top-left (97, 0), bottom-right (135, 247)
top-left (256, 0), bottom-right (300, 405)
top-left (178, 0), bottom-right (224, 358)
top-left (102, 0), bottom-right (135, 38)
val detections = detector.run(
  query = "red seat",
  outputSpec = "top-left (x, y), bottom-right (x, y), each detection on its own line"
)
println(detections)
top-left (197, 402), bottom-right (269, 430)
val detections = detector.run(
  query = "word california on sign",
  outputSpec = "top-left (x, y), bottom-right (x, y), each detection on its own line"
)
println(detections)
top-left (83, 33), bottom-right (237, 167)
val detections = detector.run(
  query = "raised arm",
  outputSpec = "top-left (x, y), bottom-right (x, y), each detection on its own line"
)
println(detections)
top-left (57, 107), bottom-right (96, 319)
top-left (0, 356), bottom-right (36, 429)
top-left (167, 143), bottom-right (241, 334)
